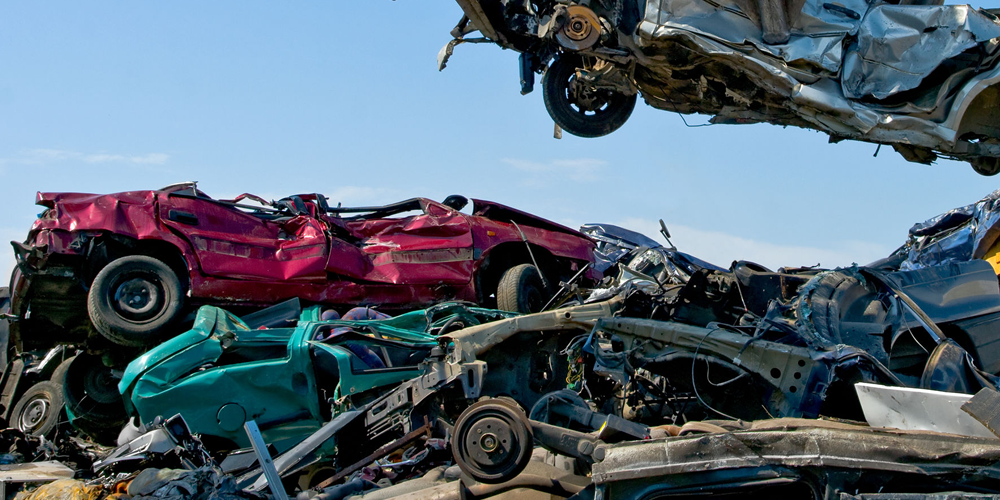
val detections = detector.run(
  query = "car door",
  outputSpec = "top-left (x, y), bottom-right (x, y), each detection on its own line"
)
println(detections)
top-left (158, 191), bottom-right (328, 281)
top-left (346, 200), bottom-right (474, 285)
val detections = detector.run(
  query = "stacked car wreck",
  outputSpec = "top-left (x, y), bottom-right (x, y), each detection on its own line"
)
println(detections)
top-left (6, 186), bottom-right (1000, 499)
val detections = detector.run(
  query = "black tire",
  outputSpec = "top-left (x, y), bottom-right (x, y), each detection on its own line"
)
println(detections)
top-left (971, 157), bottom-right (1000, 176)
top-left (50, 355), bottom-right (75, 387)
top-left (61, 354), bottom-right (127, 444)
top-left (87, 255), bottom-right (185, 347)
top-left (497, 264), bottom-right (546, 314)
top-left (0, 287), bottom-right (9, 371)
top-left (11, 381), bottom-right (64, 437)
top-left (451, 400), bottom-right (534, 484)
top-left (543, 56), bottom-right (637, 138)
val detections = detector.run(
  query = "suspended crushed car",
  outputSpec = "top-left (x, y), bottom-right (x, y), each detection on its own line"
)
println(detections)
top-left (442, 0), bottom-right (1000, 175)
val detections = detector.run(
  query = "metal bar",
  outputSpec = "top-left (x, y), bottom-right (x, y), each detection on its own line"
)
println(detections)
top-left (243, 420), bottom-right (289, 500)
top-left (541, 262), bottom-right (590, 311)
top-left (248, 409), bottom-right (365, 492)
top-left (511, 220), bottom-right (549, 289)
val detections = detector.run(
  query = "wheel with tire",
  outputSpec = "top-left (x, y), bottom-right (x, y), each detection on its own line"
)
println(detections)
top-left (87, 255), bottom-right (185, 347)
top-left (60, 354), bottom-right (127, 444)
top-left (451, 399), bottom-right (534, 484)
top-left (497, 264), bottom-right (546, 314)
top-left (543, 56), bottom-right (637, 138)
top-left (11, 381), bottom-right (64, 437)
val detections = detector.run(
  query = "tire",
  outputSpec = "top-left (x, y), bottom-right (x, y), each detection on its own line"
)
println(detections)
top-left (87, 255), bottom-right (185, 347)
top-left (971, 157), bottom-right (1000, 176)
top-left (0, 287), bottom-right (9, 372)
top-left (497, 264), bottom-right (546, 314)
top-left (11, 381), bottom-right (64, 437)
top-left (543, 56), bottom-right (637, 138)
top-left (50, 355), bottom-right (75, 387)
top-left (61, 354), bottom-right (128, 444)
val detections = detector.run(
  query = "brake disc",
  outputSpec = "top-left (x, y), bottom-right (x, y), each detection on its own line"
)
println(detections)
top-left (450, 400), bottom-right (534, 484)
top-left (556, 5), bottom-right (601, 51)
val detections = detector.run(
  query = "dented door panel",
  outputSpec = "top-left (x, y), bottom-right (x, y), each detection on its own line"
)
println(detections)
top-left (346, 200), bottom-right (474, 286)
top-left (159, 193), bottom-right (329, 282)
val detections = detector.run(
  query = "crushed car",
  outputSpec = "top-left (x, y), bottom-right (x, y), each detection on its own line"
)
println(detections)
top-left (879, 187), bottom-right (1000, 273)
top-left (9, 182), bottom-right (596, 349)
top-left (1, 182), bottom-right (596, 443)
top-left (271, 256), bottom-right (1000, 499)
top-left (442, 0), bottom-right (1000, 175)
top-left (117, 302), bottom-right (517, 454)
top-left (574, 222), bottom-right (727, 306)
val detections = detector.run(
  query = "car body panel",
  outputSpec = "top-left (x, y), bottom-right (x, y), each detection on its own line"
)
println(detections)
top-left (159, 193), bottom-right (330, 282)
top-left (119, 303), bottom-right (517, 450)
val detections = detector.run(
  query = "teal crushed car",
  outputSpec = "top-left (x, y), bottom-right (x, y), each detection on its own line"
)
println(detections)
top-left (118, 302), bottom-right (516, 452)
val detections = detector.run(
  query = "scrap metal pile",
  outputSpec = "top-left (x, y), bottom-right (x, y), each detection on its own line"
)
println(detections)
top-left (6, 185), bottom-right (1000, 498)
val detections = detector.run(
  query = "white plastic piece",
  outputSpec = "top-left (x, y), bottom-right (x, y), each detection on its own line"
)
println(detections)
top-left (855, 382), bottom-right (997, 439)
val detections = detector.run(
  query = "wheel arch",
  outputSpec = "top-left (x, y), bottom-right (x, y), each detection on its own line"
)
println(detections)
top-left (474, 242), bottom-right (558, 304)
top-left (85, 234), bottom-right (191, 291)
top-left (956, 81), bottom-right (1000, 142)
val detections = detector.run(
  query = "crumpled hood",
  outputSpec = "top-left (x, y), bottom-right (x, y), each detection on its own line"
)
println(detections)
top-left (31, 190), bottom-right (160, 237)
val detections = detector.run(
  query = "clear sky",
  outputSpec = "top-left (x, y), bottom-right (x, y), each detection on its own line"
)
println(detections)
top-left (2, 1), bottom-right (998, 282)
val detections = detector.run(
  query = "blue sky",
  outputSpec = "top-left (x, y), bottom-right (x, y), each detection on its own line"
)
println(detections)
top-left (2, 1), bottom-right (998, 281)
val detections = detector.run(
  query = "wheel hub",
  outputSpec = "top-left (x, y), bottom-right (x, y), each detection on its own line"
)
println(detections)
top-left (568, 77), bottom-right (608, 112)
top-left (452, 400), bottom-right (534, 484)
top-left (83, 364), bottom-right (121, 405)
top-left (19, 398), bottom-right (49, 432)
top-left (464, 417), bottom-right (514, 465)
top-left (972, 156), bottom-right (1000, 176)
top-left (115, 278), bottom-right (160, 315)
top-left (480, 433), bottom-right (498, 452)
top-left (556, 6), bottom-right (601, 51)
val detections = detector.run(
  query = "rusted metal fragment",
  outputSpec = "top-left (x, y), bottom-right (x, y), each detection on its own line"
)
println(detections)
top-left (963, 386), bottom-right (1000, 438)
top-left (443, 298), bottom-right (622, 362)
top-left (593, 421), bottom-right (1000, 496)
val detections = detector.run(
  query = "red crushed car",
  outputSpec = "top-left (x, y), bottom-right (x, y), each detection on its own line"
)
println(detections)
top-left (9, 182), bottom-right (598, 350)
